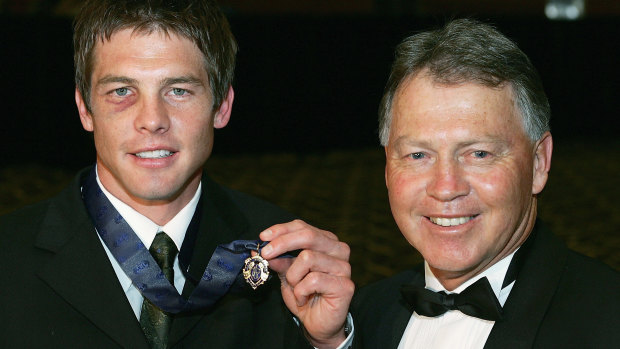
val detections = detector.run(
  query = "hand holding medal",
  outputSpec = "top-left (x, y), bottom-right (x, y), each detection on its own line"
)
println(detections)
top-left (257, 219), bottom-right (354, 349)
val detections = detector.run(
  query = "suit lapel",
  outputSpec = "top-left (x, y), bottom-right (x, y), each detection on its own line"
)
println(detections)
top-left (32, 170), bottom-right (260, 347)
top-left (484, 223), bottom-right (568, 348)
top-left (169, 174), bottom-right (250, 344)
top-left (389, 298), bottom-right (417, 349)
top-left (357, 269), bottom-right (423, 349)
top-left (389, 269), bottom-right (425, 349)
top-left (35, 172), bottom-right (148, 348)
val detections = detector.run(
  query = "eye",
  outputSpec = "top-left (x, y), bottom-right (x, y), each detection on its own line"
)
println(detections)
top-left (171, 88), bottom-right (187, 96)
top-left (408, 152), bottom-right (425, 160)
top-left (114, 87), bottom-right (129, 96)
top-left (473, 150), bottom-right (489, 158)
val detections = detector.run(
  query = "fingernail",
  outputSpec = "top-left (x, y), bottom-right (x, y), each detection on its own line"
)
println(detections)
top-left (261, 229), bottom-right (273, 239)
top-left (261, 244), bottom-right (273, 257)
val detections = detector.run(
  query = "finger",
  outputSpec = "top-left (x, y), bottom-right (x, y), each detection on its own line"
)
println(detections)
top-left (291, 272), bottom-right (355, 308)
top-left (261, 225), bottom-right (349, 260)
top-left (260, 219), bottom-right (338, 242)
top-left (259, 220), bottom-right (302, 241)
top-left (282, 250), bottom-right (351, 287)
top-left (268, 256), bottom-right (294, 275)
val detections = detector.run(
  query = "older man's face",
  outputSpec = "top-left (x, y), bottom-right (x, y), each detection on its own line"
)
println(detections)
top-left (385, 73), bottom-right (552, 288)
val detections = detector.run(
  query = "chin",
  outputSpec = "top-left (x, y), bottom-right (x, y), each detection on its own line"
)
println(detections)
top-left (423, 247), bottom-right (479, 272)
top-left (429, 260), bottom-right (474, 274)
top-left (128, 182), bottom-right (180, 202)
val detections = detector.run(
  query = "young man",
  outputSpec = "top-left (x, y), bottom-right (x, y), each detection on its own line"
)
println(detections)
top-left (0, 1), bottom-right (353, 348)
top-left (353, 19), bottom-right (619, 348)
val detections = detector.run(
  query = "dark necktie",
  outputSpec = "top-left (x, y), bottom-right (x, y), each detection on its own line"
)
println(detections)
top-left (400, 277), bottom-right (503, 321)
top-left (140, 232), bottom-right (178, 349)
top-left (82, 167), bottom-right (295, 316)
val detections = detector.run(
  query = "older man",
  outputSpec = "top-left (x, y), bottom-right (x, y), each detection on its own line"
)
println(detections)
top-left (352, 19), bottom-right (619, 348)
top-left (0, 1), bottom-right (354, 348)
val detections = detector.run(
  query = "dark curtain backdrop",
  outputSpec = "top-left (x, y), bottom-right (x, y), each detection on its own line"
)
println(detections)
top-left (1, 15), bottom-right (618, 168)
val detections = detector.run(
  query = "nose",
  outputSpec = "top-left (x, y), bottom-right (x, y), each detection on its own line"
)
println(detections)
top-left (134, 95), bottom-right (170, 134)
top-left (426, 159), bottom-right (470, 202)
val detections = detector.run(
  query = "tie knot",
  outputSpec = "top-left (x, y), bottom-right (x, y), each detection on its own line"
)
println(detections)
top-left (150, 232), bottom-right (178, 272)
top-left (400, 277), bottom-right (503, 321)
top-left (438, 292), bottom-right (457, 310)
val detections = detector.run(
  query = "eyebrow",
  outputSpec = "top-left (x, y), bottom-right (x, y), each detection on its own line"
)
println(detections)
top-left (392, 136), bottom-right (507, 149)
top-left (392, 136), bottom-right (431, 149)
top-left (95, 75), bottom-right (206, 88)
top-left (160, 76), bottom-right (205, 88)
top-left (96, 75), bottom-right (137, 87)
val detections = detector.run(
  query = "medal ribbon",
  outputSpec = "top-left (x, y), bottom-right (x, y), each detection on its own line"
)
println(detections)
top-left (82, 168), bottom-right (268, 314)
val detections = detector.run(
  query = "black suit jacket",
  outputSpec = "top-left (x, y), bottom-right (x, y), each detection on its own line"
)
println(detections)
top-left (0, 168), bottom-right (313, 348)
top-left (352, 222), bottom-right (620, 348)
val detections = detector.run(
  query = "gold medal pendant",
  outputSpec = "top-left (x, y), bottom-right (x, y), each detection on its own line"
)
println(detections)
top-left (243, 245), bottom-right (270, 290)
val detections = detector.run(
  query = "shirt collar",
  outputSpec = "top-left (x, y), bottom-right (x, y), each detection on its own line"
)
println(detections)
top-left (95, 169), bottom-right (201, 251)
top-left (424, 248), bottom-right (518, 302)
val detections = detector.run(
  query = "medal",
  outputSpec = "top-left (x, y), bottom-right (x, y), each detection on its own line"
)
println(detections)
top-left (243, 244), bottom-right (270, 290)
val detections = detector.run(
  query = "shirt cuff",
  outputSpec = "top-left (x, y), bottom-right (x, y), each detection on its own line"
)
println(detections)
top-left (334, 313), bottom-right (354, 349)
top-left (294, 313), bottom-right (354, 349)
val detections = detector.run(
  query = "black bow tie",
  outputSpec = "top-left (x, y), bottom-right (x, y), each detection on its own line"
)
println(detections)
top-left (401, 277), bottom-right (503, 321)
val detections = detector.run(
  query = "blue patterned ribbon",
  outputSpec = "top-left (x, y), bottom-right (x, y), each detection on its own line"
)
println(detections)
top-left (82, 168), bottom-right (265, 313)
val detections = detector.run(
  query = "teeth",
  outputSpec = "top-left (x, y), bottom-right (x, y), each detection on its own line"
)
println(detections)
top-left (135, 150), bottom-right (173, 159)
top-left (430, 216), bottom-right (473, 227)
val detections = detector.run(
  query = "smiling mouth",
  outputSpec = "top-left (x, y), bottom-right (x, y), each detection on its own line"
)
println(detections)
top-left (135, 150), bottom-right (175, 159)
top-left (429, 216), bottom-right (477, 227)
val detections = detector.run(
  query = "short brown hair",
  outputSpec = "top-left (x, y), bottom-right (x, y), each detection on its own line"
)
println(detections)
top-left (73, 0), bottom-right (238, 112)
top-left (379, 18), bottom-right (550, 145)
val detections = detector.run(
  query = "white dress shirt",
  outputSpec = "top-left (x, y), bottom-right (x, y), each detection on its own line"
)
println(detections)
top-left (92, 170), bottom-right (354, 348)
top-left (397, 251), bottom-right (517, 349)
top-left (95, 173), bottom-right (201, 319)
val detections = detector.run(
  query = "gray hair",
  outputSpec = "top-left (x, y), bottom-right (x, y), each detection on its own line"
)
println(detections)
top-left (378, 18), bottom-right (550, 146)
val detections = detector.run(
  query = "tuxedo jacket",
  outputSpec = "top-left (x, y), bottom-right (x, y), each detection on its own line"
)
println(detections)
top-left (351, 222), bottom-right (620, 348)
top-left (0, 167), bottom-right (313, 348)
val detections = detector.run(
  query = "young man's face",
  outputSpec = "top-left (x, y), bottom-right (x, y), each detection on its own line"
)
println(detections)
top-left (384, 72), bottom-right (552, 289)
top-left (76, 29), bottom-right (232, 223)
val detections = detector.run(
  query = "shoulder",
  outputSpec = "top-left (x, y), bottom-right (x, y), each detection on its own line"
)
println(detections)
top-left (351, 268), bottom-right (422, 347)
top-left (356, 269), bottom-right (419, 298)
top-left (535, 222), bottom-right (618, 291)
top-left (527, 222), bottom-right (619, 311)
top-left (201, 174), bottom-right (297, 234)
top-left (565, 249), bottom-right (618, 278)
top-left (221, 184), bottom-right (294, 220)
top-left (0, 167), bottom-right (85, 237)
top-left (0, 168), bottom-right (88, 251)
top-left (201, 174), bottom-right (297, 230)
top-left (557, 249), bottom-right (619, 304)
top-left (523, 224), bottom-right (620, 344)
top-left (0, 198), bottom-right (49, 228)
top-left (534, 251), bottom-right (620, 345)
top-left (0, 198), bottom-right (50, 250)
top-left (353, 268), bottom-right (421, 315)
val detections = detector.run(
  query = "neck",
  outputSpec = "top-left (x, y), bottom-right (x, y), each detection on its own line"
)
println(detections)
top-left (97, 172), bottom-right (201, 226)
top-left (128, 199), bottom-right (191, 226)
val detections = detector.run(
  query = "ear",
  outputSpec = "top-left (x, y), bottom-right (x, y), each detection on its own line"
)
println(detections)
top-left (532, 132), bottom-right (553, 195)
top-left (213, 86), bottom-right (234, 129)
top-left (75, 87), bottom-right (94, 132)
